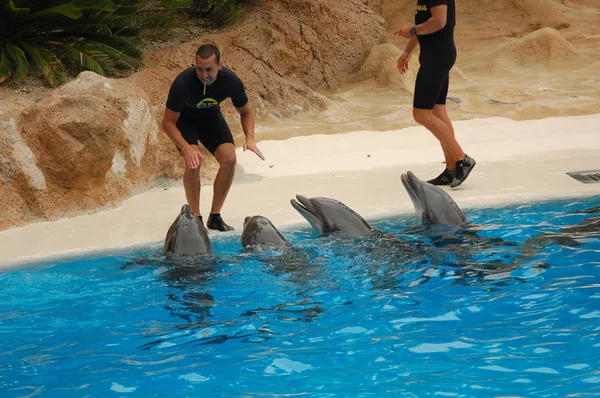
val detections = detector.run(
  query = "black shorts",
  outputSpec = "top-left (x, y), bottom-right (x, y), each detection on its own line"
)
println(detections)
top-left (413, 47), bottom-right (457, 110)
top-left (176, 113), bottom-right (234, 155)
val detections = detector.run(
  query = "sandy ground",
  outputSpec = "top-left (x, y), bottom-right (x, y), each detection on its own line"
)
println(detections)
top-left (1, 113), bottom-right (598, 268)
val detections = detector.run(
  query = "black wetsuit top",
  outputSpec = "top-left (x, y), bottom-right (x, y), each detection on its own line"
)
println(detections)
top-left (165, 66), bottom-right (248, 153)
top-left (166, 66), bottom-right (248, 119)
top-left (413, 0), bottom-right (457, 109)
top-left (415, 0), bottom-right (456, 56)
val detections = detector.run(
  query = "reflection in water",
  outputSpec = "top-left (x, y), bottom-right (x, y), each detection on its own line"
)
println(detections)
top-left (233, 247), bottom-right (329, 327)
top-left (241, 300), bottom-right (326, 322)
top-left (128, 255), bottom-right (224, 349)
top-left (165, 291), bottom-right (213, 324)
top-left (520, 215), bottom-right (600, 255)
top-left (134, 247), bottom-right (329, 350)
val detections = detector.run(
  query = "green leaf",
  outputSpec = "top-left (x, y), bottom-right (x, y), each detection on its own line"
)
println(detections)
top-left (1, 0), bottom-right (142, 84)
top-left (113, 5), bottom-right (137, 16)
top-left (71, 0), bottom-right (117, 12)
top-left (93, 34), bottom-right (142, 59)
top-left (32, 4), bottom-right (83, 20)
top-left (19, 41), bottom-right (64, 86)
top-left (88, 38), bottom-right (141, 67)
top-left (50, 40), bottom-right (106, 75)
top-left (3, 0), bottom-right (30, 18)
top-left (0, 44), bottom-right (14, 83)
top-left (5, 42), bottom-right (28, 81)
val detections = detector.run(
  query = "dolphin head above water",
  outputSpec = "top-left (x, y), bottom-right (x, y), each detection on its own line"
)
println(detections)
top-left (401, 171), bottom-right (467, 226)
top-left (290, 195), bottom-right (372, 235)
top-left (241, 215), bottom-right (289, 251)
top-left (164, 204), bottom-right (212, 255)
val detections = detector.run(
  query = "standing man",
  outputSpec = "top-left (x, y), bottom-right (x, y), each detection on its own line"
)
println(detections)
top-left (394, 0), bottom-right (475, 188)
top-left (162, 44), bottom-right (264, 231)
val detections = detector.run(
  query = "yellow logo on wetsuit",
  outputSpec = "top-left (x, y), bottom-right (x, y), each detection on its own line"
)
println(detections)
top-left (416, 4), bottom-right (428, 11)
top-left (196, 98), bottom-right (218, 108)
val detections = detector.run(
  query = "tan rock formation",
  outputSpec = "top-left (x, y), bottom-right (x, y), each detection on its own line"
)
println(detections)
top-left (494, 27), bottom-right (592, 74)
top-left (138, 0), bottom-right (386, 122)
top-left (383, 0), bottom-right (569, 41)
top-left (0, 97), bottom-right (41, 228)
top-left (355, 43), bottom-right (416, 92)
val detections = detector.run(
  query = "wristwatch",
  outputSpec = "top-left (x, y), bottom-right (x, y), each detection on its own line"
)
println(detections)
top-left (410, 26), bottom-right (417, 37)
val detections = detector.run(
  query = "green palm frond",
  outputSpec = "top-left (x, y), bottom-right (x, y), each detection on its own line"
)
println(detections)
top-left (94, 12), bottom-right (136, 30)
top-left (1, 0), bottom-right (247, 86)
top-left (30, 4), bottom-right (84, 19)
top-left (0, 44), bottom-right (15, 83)
top-left (71, 0), bottom-right (118, 12)
top-left (50, 40), bottom-right (107, 75)
top-left (19, 41), bottom-right (64, 86)
top-left (86, 39), bottom-right (141, 69)
top-left (3, 0), bottom-right (30, 18)
top-left (50, 22), bottom-right (113, 36)
top-left (92, 34), bottom-right (141, 58)
top-left (5, 42), bottom-right (29, 81)
top-left (1, 0), bottom-right (144, 86)
top-left (113, 4), bottom-right (137, 16)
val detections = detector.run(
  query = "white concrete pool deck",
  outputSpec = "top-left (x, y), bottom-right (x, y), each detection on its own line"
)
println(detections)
top-left (1, 114), bottom-right (599, 267)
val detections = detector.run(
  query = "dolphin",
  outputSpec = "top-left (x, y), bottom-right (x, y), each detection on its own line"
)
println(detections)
top-left (290, 195), bottom-right (372, 235)
top-left (518, 210), bottom-right (600, 259)
top-left (164, 204), bottom-right (212, 255)
top-left (401, 171), bottom-right (467, 226)
top-left (241, 215), bottom-right (290, 251)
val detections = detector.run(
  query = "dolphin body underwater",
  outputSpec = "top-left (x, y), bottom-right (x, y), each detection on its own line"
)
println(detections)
top-left (289, 194), bottom-right (440, 289)
top-left (164, 204), bottom-right (212, 255)
top-left (400, 170), bottom-right (520, 256)
top-left (240, 215), bottom-right (321, 284)
top-left (516, 206), bottom-right (600, 260)
top-left (288, 174), bottom-right (542, 286)
top-left (399, 171), bottom-right (555, 280)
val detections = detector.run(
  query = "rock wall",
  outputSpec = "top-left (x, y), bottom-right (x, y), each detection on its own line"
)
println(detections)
top-left (138, 0), bottom-right (386, 122)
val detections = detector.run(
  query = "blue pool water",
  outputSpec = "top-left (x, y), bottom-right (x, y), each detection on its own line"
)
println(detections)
top-left (1, 196), bottom-right (600, 397)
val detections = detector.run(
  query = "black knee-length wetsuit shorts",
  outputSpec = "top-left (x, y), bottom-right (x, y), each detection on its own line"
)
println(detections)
top-left (176, 113), bottom-right (234, 155)
top-left (413, 46), bottom-right (456, 110)
top-left (413, 0), bottom-right (458, 110)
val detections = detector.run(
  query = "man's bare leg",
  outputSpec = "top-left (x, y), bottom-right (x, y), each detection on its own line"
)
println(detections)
top-left (207, 143), bottom-right (236, 231)
top-left (210, 143), bottom-right (237, 214)
top-left (413, 107), bottom-right (464, 162)
top-left (432, 104), bottom-right (455, 169)
top-left (183, 155), bottom-right (201, 216)
top-left (417, 106), bottom-right (476, 187)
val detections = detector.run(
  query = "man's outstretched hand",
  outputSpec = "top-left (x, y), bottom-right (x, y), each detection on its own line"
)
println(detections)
top-left (243, 140), bottom-right (265, 161)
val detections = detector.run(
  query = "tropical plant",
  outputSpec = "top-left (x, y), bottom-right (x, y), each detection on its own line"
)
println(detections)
top-left (192, 0), bottom-right (245, 26)
top-left (135, 0), bottom-right (245, 26)
top-left (0, 0), bottom-right (142, 87)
